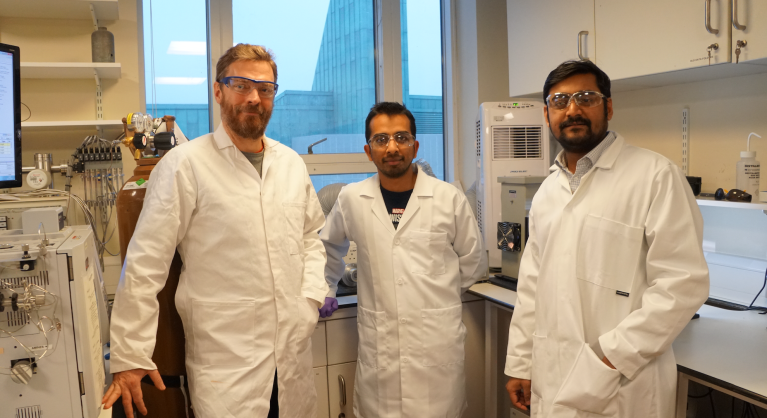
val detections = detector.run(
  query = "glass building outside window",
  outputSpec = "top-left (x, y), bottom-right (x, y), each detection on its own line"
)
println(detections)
top-left (142, 0), bottom-right (210, 140)
top-left (401, 0), bottom-right (445, 180)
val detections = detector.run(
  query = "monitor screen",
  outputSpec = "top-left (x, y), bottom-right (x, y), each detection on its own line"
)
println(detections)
top-left (0, 43), bottom-right (22, 188)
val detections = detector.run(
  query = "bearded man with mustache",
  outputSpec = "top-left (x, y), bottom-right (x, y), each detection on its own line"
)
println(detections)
top-left (504, 60), bottom-right (709, 418)
top-left (106, 44), bottom-right (328, 418)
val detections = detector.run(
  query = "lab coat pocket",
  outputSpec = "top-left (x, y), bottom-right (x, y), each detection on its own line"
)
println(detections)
top-left (420, 305), bottom-right (465, 366)
top-left (408, 231), bottom-right (447, 275)
top-left (357, 306), bottom-right (388, 369)
top-left (191, 299), bottom-right (257, 367)
top-left (577, 215), bottom-right (643, 293)
top-left (553, 343), bottom-right (621, 415)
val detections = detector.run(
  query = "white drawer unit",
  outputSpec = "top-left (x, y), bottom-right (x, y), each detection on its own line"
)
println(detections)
top-left (314, 366), bottom-right (330, 418)
top-left (313, 321), bottom-right (328, 367)
top-left (326, 317), bottom-right (359, 365)
top-left (328, 362), bottom-right (357, 418)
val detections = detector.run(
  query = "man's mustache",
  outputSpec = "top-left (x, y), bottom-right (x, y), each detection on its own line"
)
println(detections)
top-left (559, 116), bottom-right (591, 131)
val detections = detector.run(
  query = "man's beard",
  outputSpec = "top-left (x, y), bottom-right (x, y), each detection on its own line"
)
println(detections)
top-left (221, 99), bottom-right (272, 141)
top-left (377, 153), bottom-right (413, 179)
top-left (551, 113), bottom-right (608, 154)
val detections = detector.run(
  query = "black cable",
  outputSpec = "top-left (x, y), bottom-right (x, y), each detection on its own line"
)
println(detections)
top-left (747, 267), bottom-right (767, 311)
top-left (21, 102), bottom-right (31, 121)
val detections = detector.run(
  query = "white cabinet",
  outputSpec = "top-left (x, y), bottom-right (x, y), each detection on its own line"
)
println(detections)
top-left (730, 0), bottom-right (767, 64)
top-left (314, 366), bottom-right (331, 418)
top-left (507, 0), bottom-right (595, 97)
top-left (326, 317), bottom-right (359, 365)
top-left (313, 322), bottom-right (328, 367)
top-left (595, 0), bottom-right (730, 80)
top-left (328, 362), bottom-right (357, 418)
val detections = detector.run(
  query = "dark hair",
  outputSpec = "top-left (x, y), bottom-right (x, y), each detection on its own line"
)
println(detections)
top-left (542, 60), bottom-right (611, 103)
top-left (364, 102), bottom-right (416, 142)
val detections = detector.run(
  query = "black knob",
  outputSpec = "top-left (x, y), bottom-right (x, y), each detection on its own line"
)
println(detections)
top-left (154, 131), bottom-right (177, 150)
top-left (133, 133), bottom-right (147, 150)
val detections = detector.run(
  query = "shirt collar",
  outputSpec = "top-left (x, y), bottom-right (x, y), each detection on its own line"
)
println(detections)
top-left (555, 131), bottom-right (617, 173)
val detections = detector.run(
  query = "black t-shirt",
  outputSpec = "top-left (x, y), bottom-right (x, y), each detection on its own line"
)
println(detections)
top-left (380, 186), bottom-right (413, 230)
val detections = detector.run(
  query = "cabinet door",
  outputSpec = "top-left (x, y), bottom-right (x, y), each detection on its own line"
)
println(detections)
top-left (596, 0), bottom-right (731, 80)
top-left (507, 0), bottom-right (595, 97)
top-left (326, 317), bottom-right (359, 365)
top-left (315, 367), bottom-right (330, 418)
top-left (328, 362), bottom-right (357, 418)
top-left (313, 322), bottom-right (328, 367)
top-left (731, 0), bottom-right (767, 64)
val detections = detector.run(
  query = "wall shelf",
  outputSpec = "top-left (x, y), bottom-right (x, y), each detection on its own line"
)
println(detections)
top-left (697, 197), bottom-right (767, 211)
top-left (22, 120), bottom-right (123, 137)
top-left (0, 0), bottom-right (118, 20)
top-left (21, 62), bottom-right (121, 79)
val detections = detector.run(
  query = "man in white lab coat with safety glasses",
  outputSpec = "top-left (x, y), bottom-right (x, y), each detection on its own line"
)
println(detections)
top-left (320, 102), bottom-right (487, 418)
top-left (505, 60), bottom-right (709, 418)
top-left (104, 44), bottom-right (328, 418)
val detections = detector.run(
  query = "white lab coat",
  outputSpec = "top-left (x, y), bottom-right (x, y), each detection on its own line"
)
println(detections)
top-left (505, 134), bottom-right (709, 418)
top-left (110, 124), bottom-right (328, 418)
top-left (321, 170), bottom-right (487, 418)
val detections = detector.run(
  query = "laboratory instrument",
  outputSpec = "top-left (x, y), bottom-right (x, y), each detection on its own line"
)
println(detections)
top-left (491, 176), bottom-right (545, 290)
top-left (686, 176), bottom-right (702, 196)
top-left (736, 132), bottom-right (762, 198)
top-left (0, 43), bottom-right (23, 188)
top-left (0, 224), bottom-right (109, 418)
top-left (476, 101), bottom-right (559, 268)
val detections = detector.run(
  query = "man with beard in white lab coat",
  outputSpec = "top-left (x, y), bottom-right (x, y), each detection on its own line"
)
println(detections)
top-left (504, 60), bottom-right (709, 418)
top-left (103, 44), bottom-right (328, 418)
top-left (319, 102), bottom-right (487, 418)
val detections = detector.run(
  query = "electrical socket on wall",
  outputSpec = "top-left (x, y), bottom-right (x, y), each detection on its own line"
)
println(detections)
top-left (343, 241), bottom-right (358, 264)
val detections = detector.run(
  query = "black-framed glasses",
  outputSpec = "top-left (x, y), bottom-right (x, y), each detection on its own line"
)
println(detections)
top-left (368, 132), bottom-right (415, 149)
top-left (546, 90), bottom-right (607, 110)
top-left (219, 76), bottom-right (279, 98)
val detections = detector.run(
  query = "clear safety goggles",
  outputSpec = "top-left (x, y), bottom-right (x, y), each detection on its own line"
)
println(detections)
top-left (368, 132), bottom-right (415, 149)
top-left (219, 76), bottom-right (279, 98)
top-left (546, 90), bottom-right (607, 110)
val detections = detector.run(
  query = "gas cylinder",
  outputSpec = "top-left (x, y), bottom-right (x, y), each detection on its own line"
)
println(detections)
top-left (115, 118), bottom-right (192, 418)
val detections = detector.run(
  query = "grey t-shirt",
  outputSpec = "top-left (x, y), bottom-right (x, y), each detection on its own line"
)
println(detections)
top-left (241, 149), bottom-right (265, 178)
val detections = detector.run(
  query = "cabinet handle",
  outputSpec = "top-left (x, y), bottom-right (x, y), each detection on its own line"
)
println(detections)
top-left (577, 31), bottom-right (589, 61)
top-left (732, 0), bottom-right (746, 31)
top-left (704, 0), bottom-right (719, 34)
top-left (338, 375), bottom-right (347, 407)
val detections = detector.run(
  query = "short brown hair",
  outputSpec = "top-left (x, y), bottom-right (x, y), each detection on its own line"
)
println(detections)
top-left (215, 43), bottom-right (278, 84)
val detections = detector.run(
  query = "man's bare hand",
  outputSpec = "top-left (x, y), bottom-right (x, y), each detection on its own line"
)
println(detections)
top-left (102, 369), bottom-right (166, 418)
top-left (506, 377), bottom-right (532, 411)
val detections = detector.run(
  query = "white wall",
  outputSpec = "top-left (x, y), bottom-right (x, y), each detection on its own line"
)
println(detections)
top-left (611, 73), bottom-right (767, 193)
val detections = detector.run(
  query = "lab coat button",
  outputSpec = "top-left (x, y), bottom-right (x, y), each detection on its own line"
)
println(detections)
top-left (394, 239), bottom-right (401, 246)
top-left (399, 318), bottom-right (407, 324)
top-left (397, 278), bottom-right (404, 285)
top-left (402, 357), bottom-right (409, 363)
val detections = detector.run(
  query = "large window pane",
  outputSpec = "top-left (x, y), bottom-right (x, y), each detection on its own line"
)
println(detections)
top-left (232, 0), bottom-right (375, 155)
top-left (311, 173), bottom-right (375, 193)
top-left (401, 0), bottom-right (444, 179)
top-left (143, 0), bottom-right (210, 139)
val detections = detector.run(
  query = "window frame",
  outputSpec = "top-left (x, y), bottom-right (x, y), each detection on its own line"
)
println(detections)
top-left (138, 0), bottom-right (454, 177)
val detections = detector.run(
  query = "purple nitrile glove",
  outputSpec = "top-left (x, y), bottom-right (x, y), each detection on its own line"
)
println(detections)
top-left (319, 297), bottom-right (339, 318)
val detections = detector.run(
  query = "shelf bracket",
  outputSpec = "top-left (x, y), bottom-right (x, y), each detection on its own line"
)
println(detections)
top-left (90, 3), bottom-right (100, 31)
top-left (94, 70), bottom-right (104, 137)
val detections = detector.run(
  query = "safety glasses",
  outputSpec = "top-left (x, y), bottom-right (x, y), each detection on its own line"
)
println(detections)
top-left (219, 76), bottom-right (279, 98)
top-left (368, 132), bottom-right (415, 149)
top-left (546, 90), bottom-right (607, 110)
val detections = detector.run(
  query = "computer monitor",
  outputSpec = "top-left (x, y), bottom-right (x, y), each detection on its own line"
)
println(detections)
top-left (0, 43), bottom-right (22, 188)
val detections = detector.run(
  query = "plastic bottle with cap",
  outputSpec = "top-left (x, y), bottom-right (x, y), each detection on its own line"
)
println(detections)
top-left (736, 132), bottom-right (761, 199)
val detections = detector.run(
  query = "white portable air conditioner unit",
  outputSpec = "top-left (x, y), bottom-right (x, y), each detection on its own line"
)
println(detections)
top-left (476, 101), bottom-right (559, 269)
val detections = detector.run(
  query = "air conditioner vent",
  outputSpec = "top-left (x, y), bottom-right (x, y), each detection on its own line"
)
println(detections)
top-left (16, 405), bottom-right (42, 418)
top-left (492, 126), bottom-right (542, 160)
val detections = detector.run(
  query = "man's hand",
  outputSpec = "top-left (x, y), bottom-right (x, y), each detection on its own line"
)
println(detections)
top-left (506, 377), bottom-right (531, 411)
top-left (319, 297), bottom-right (339, 318)
top-left (102, 369), bottom-right (166, 418)
top-left (602, 356), bottom-right (616, 369)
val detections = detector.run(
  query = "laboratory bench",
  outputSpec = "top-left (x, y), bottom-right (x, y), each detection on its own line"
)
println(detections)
top-left (467, 281), bottom-right (767, 418)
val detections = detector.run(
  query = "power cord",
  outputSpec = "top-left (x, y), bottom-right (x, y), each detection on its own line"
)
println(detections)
top-left (747, 266), bottom-right (767, 312)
